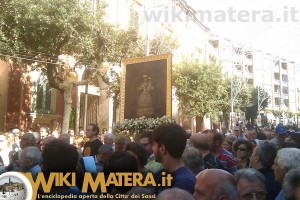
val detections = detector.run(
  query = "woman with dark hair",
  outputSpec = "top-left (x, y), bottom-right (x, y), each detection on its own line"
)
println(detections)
top-left (104, 151), bottom-right (138, 195)
top-left (222, 137), bottom-right (234, 153)
top-left (124, 142), bottom-right (150, 175)
top-left (233, 140), bottom-right (253, 169)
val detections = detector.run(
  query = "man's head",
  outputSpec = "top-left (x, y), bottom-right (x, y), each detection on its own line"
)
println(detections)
top-left (96, 144), bottom-right (113, 164)
top-left (283, 168), bottom-right (300, 200)
top-left (194, 169), bottom-right (237, 200)
top-left (234, 168), bottom-right (266, 200)
top-left (19, 146), bottom-right (42, 172)
top-left (19, 133), bottom-right (35, 149)
top-left (250, 141), bottom-right (277, 170)
top-left (182, 147), bottom-right (204, 175)
top-left (85, 124), bottom-right (99, 139)
top-left (114, 135), bottom-right (130, 152)
top-left (40, 136), bottom-right (56, 151)
top-left (233, 126), bottom-right (240, 137)
top-left (272, 148), bottom-right (300, 183)
top-left (58, 134), bottom-right (70, 144)
top-left (202, 130), bottom-right (223, 153)
top-left (42, 140), bottom-right (79, 177)
top-left (245, 129), bottom-right (257, 142)
top-left (189, 133), bottom-right (210, 152)
top-left (221, 127), bottom-right (228, 135)
top-left (152, 124), bottom-right (186, 163)
top-left (39, 127), bottom-right (49, 138)
top-left (139, 132), bottom-right (153, 156)
top-left (157, 188), bottom-right (194, 200)
top-left (103, 133), bottom-right (114, 146)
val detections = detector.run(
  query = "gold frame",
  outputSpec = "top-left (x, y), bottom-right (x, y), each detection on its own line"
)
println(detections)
top-left (119, 53), bottom-right (172, 121)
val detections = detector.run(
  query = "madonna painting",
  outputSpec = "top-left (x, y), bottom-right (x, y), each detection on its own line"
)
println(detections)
top-left (119, 54), bottom-right (172, 120)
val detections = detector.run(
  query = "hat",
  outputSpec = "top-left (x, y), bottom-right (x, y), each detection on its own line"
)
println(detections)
top-left (275, 124), bottom-right (286, 135)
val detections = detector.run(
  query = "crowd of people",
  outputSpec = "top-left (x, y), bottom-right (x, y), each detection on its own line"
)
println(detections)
top-left (0, 122), bottom-right (300, 200)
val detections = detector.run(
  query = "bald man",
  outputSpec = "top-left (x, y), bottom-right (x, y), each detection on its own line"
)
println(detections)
top-left (194, 169), bottom-right (237, 200)
top-left (189, 133), bottom-right (223, 169)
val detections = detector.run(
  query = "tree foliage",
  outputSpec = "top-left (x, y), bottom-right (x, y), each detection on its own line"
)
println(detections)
top-left (149, 33), bottom-right (178, 55)
top-left (0, 0), bottom-right (107, 66)
top-left (173, 58), bottom-right (227, 118)
top-left (0, 0), bottom-right (145, 132)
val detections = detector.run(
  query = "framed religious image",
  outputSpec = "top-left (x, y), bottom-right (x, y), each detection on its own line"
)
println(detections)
top-left (119, 53), bottom-right (172, 120)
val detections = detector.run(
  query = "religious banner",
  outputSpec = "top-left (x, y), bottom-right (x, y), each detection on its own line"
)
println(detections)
top-left (119, 54), bottom-right (172, 120)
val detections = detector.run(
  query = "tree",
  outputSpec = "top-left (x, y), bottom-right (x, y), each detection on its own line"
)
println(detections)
top-left (224, 75), bottom-right (252, 126)
top-left (0, 0), bottom-right (109, 134)
top-left (245, 86), bottom-right (270, 123)
top-left (173, 58), bottom-right (227, 131)
top-left (149, 33), bottom-right (178, 55)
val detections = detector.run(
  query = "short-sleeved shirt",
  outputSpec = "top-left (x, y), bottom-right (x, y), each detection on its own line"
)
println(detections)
top-left (218, 148), bottom-right (238, 174)
top-left (154, 166), bottom-right (196, 195)
top-left (83, 139), bottom-right (103, 157)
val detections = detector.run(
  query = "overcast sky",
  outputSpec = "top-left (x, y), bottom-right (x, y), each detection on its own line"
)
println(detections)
top-left (188, 0), bottom-right (300, 65)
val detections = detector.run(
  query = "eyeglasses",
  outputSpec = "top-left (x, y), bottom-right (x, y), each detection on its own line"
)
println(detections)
top-left (237, 147), bottom-right (247, 152)
top-left (241, 191), bottom-right (266, 200)
top-left (141, 142), bottom-right (152, 147)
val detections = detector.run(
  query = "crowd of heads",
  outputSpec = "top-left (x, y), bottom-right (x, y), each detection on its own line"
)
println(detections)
top-left (1, 122), bottom-right (300, 200)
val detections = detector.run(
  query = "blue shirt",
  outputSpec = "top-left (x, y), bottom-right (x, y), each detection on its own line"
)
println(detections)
top-left (274, 190), bottom-right (285, 200)
top-left (154, 166), bottom-right (196, 195)
top-left (29, 165), bottom-right (42, 181)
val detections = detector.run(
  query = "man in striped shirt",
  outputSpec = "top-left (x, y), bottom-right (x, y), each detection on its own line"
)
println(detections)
top-left (203, 129), bottom-right (238, 174)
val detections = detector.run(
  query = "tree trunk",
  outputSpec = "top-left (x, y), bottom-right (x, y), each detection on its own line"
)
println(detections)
top-left (196, 116), bottom-right (204, 132)
top-left (61, 83), bottom-right (73, 134)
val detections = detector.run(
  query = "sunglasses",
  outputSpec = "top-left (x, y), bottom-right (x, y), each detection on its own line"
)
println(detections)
top-left (237, 147), bottom-right (247, 152)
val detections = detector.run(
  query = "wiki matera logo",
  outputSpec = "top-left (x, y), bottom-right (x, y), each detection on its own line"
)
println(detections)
top-left (0, 172), bottom-right (32, 200)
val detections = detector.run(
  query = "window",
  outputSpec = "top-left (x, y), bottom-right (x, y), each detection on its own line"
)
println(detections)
top-left (34, 75), bottom-right (53, 114)
top-left (245, 51), bottom-right (253, 59)
top-left (274, 85), bottom-right (280, 93)
top-left (282, 75), bottom-right (288, 82)
top-left (281, 62), bottom-right (287, 70)
top-left (275, 98), bottom-right (281, 106)
top-left (247, 65), bottom-right (253, 73)
top-left (274, 73), bottom-right (280, 81)
top-left (284, 99), bottom-right (289, 107)
top-left (282, 86), bottom-right (289, 95)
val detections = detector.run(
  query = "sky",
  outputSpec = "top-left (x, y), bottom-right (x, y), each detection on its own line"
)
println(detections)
top-left (0, 176), bottom-right (22, 185)
top-left (188, 0), bottom-right (300, 66)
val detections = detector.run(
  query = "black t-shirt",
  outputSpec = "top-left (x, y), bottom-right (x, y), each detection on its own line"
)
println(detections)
top-left (83, 139), bottom-right (103, 157)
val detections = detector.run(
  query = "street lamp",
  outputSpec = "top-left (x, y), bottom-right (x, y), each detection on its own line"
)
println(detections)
top-left (219, 111), bottom-right (223, 130)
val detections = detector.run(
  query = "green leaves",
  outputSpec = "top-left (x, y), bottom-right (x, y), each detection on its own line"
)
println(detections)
top-left (173, 58), bottom-right (227, 118)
